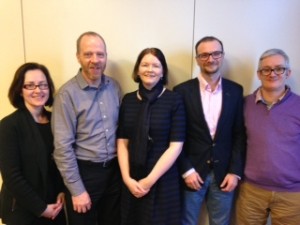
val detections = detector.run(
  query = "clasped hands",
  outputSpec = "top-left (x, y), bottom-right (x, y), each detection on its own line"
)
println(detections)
top-left (126, 177), bottom-right (151, 198)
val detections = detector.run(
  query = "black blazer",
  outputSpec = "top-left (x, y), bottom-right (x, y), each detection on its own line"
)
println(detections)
top-left (174, 78), bottom-right (246, 188)
top-left (0, 108), bottom-right (63, 224)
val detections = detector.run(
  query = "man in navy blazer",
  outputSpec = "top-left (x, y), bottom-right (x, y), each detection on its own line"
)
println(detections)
top-left (174, 36), bottom-right (245, 225)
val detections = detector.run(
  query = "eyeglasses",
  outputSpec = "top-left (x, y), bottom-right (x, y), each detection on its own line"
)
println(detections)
top-left (196, 51), bottom-right (223, 61)
top-left (23, 83), bottom-right (49, 90)
top-left (258, 67), bottom-right (286, 76)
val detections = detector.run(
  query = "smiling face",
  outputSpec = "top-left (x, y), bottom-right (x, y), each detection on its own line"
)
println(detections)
top-left (196, 40), bottom-right (224, 77)
top-left (258, 54), bottom-right (291, 93)
top-left (76, 34), bottom-right (107, 86)
top-left (22, 69), bottom-right (49, 112)
top-left (138, 53), bottom-right (163, 90)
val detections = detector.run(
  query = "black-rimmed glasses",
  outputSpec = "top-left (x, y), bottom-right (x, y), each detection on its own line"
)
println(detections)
top-left (258, 67), bottom-right (286, 76)
top-left (23, 83), bottom-right (49, 90)
top-left (196, 51), bottom-right (223, 61)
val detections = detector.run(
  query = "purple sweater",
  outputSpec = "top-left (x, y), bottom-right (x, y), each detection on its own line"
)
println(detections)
top-left (244, 88), bottom-right (300, 192)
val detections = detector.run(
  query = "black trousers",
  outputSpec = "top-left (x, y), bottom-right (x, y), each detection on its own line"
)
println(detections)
top-left (65, 158), bottom-right (121, 225)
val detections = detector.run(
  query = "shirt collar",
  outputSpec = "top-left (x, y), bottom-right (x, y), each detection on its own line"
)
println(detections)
top-left (198, 74), bottom-right (222, 93)
top-left (76, 69), bottom-right (108, 89)
top-left (255, 86), bottom-right (290, 108)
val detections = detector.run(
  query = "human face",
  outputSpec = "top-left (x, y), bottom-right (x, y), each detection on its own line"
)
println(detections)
top-left (138, 53), bottom-right (163, 90)
top-left (257, 54), bottom-right (290, 92)
top-left (196, 40), bottom-right (224, 77)
top-left (77, 35), bottom-right (107, 86)
top-left (22, 69), bottom-right (49, 112)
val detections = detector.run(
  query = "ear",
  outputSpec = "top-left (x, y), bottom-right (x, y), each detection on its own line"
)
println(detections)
top-left (76, 52), bottom-right (80, 63)
top-left (257, 71), bottom-right (262, 81)
top-left (285, 69), bottom-right (291, 78)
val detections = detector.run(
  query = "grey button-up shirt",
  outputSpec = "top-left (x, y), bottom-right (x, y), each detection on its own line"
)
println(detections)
top-left (52, 70), bottom-right (121, 196)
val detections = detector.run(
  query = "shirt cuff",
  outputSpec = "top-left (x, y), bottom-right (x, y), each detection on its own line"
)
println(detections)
top-left (233, 174), bottom-right (241, 180)
top-left (182, 168), bottom-right (196, 179)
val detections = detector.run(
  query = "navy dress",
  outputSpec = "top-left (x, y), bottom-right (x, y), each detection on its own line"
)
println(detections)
top-left (117, 89), bottom-right (185, 225)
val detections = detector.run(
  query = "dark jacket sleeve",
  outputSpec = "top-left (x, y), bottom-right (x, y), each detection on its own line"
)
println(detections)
top-left (0, 112), bottom-right (47, 218)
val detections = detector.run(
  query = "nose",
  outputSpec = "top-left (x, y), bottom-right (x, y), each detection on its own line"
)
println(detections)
top-left (91, 53), bottom-right (99, 62)
top-left (207, 54), bottom-right (215, 61)
top-left (147, 65), bottom-right (153, 71)
top-left (269, 70), bottom-right (277, 77)
top-left (34, 86), bottom-right (42, 92)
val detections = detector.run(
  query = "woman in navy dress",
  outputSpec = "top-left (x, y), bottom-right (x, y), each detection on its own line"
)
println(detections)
top-left (117, 48), bottom-right (186, 225)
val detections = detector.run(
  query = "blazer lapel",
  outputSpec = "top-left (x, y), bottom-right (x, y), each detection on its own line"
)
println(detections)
top-left (214, 79), bottom-right (231, 140)
top-left (191, 78), bottom-right (212, 140)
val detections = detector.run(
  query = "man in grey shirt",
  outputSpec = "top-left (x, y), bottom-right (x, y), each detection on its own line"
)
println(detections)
top-left (52, 31), bottom-right (121, 225)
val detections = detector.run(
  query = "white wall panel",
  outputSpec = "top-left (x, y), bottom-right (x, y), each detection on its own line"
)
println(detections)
top-left (0, 0), bottom-right (24, 119)
top-left (194, 0), bottom-right (300, 96)
top-left (22, 0), bottom-right (194, 95)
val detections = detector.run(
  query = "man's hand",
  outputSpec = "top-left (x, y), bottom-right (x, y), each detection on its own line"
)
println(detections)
top-left (220, 173), bottom-right (239, 192)
top-left (184, 171), bottom-right (204, 191)
top-left (72, 191), bottom-right (92, 213)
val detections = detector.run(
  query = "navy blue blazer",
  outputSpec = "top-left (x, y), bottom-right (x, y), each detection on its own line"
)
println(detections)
top-left (0, 108), bottom-right (64, 224)
top-left (174, 77), bottom-right (246, 188)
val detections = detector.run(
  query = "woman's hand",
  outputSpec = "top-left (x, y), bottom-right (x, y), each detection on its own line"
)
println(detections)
top-left (41, 202), bottom-right (63, 220)
top-left (41, 192), bottom-right (65, 219)
top-left (125, 177), bottom-right (149, 198)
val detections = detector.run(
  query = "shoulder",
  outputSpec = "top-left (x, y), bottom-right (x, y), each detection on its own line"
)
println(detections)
top-left (122, 91), bottom-right (137, 102)
top-left (0, 111), bottom-right (18, 127)
top-left (0, 109), bottom-right (25, 124)
top-left (222, 78), bottom-right (243, 89)
top-left (163, 89), bottom-right (183, 100)
top-left (0, 109), bottom-right (29, 132)
top-left (159, 89), bottom-right (185, 110)
top-left (222, 78), bottom-right (243, 95)
top-left (285, 90), bottom-right (300, 104)
top-left (244, 92), bottom-right (256, 105)
top-left (174, 78), bottom-right (198, 91)
top-left (104, 75), bottom-right (119, 85)
top-left (56, 76), bottom-right (78, 96)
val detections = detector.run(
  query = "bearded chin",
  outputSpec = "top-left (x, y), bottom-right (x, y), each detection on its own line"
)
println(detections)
top-left (205, 67), bottom-right (219, 75)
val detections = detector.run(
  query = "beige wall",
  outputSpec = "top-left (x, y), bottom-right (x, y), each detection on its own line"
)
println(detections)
top-left (1, 0), bottom-right (300, 118)
top-left (0, 0), bottom-right (24, 118)
top-left (1, 0), bottom-right (300, 224)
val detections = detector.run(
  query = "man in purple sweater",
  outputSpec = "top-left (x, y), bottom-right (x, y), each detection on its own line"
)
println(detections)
top-left (236, 48), bottom-right (300, 225)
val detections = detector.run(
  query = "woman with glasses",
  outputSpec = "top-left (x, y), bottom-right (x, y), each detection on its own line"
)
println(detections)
top-left (0, 63), bottom-right (66, 225)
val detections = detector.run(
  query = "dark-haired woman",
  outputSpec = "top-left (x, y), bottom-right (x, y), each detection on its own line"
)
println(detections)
top-left (0, 63), bottom-right (66, 225)
top-left (117, 48), bottom-right (186, 225)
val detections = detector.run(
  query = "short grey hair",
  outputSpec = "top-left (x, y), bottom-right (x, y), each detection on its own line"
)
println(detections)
top-left (258, 48), bottom-right (290, 70)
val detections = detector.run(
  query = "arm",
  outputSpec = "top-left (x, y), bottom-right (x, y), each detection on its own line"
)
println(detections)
top-left (117, 138), bottom-right (148, 198)
top-left (52, 91), bottom-right (90, 212)
top-left (138, 142), bottom-right (183, 192)
top-left (228, 88), bottom-right (246, 177)
top-left (221, 86), bottom-right (246, 191)
top-left (0, 116), bottom-right (47, 217)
